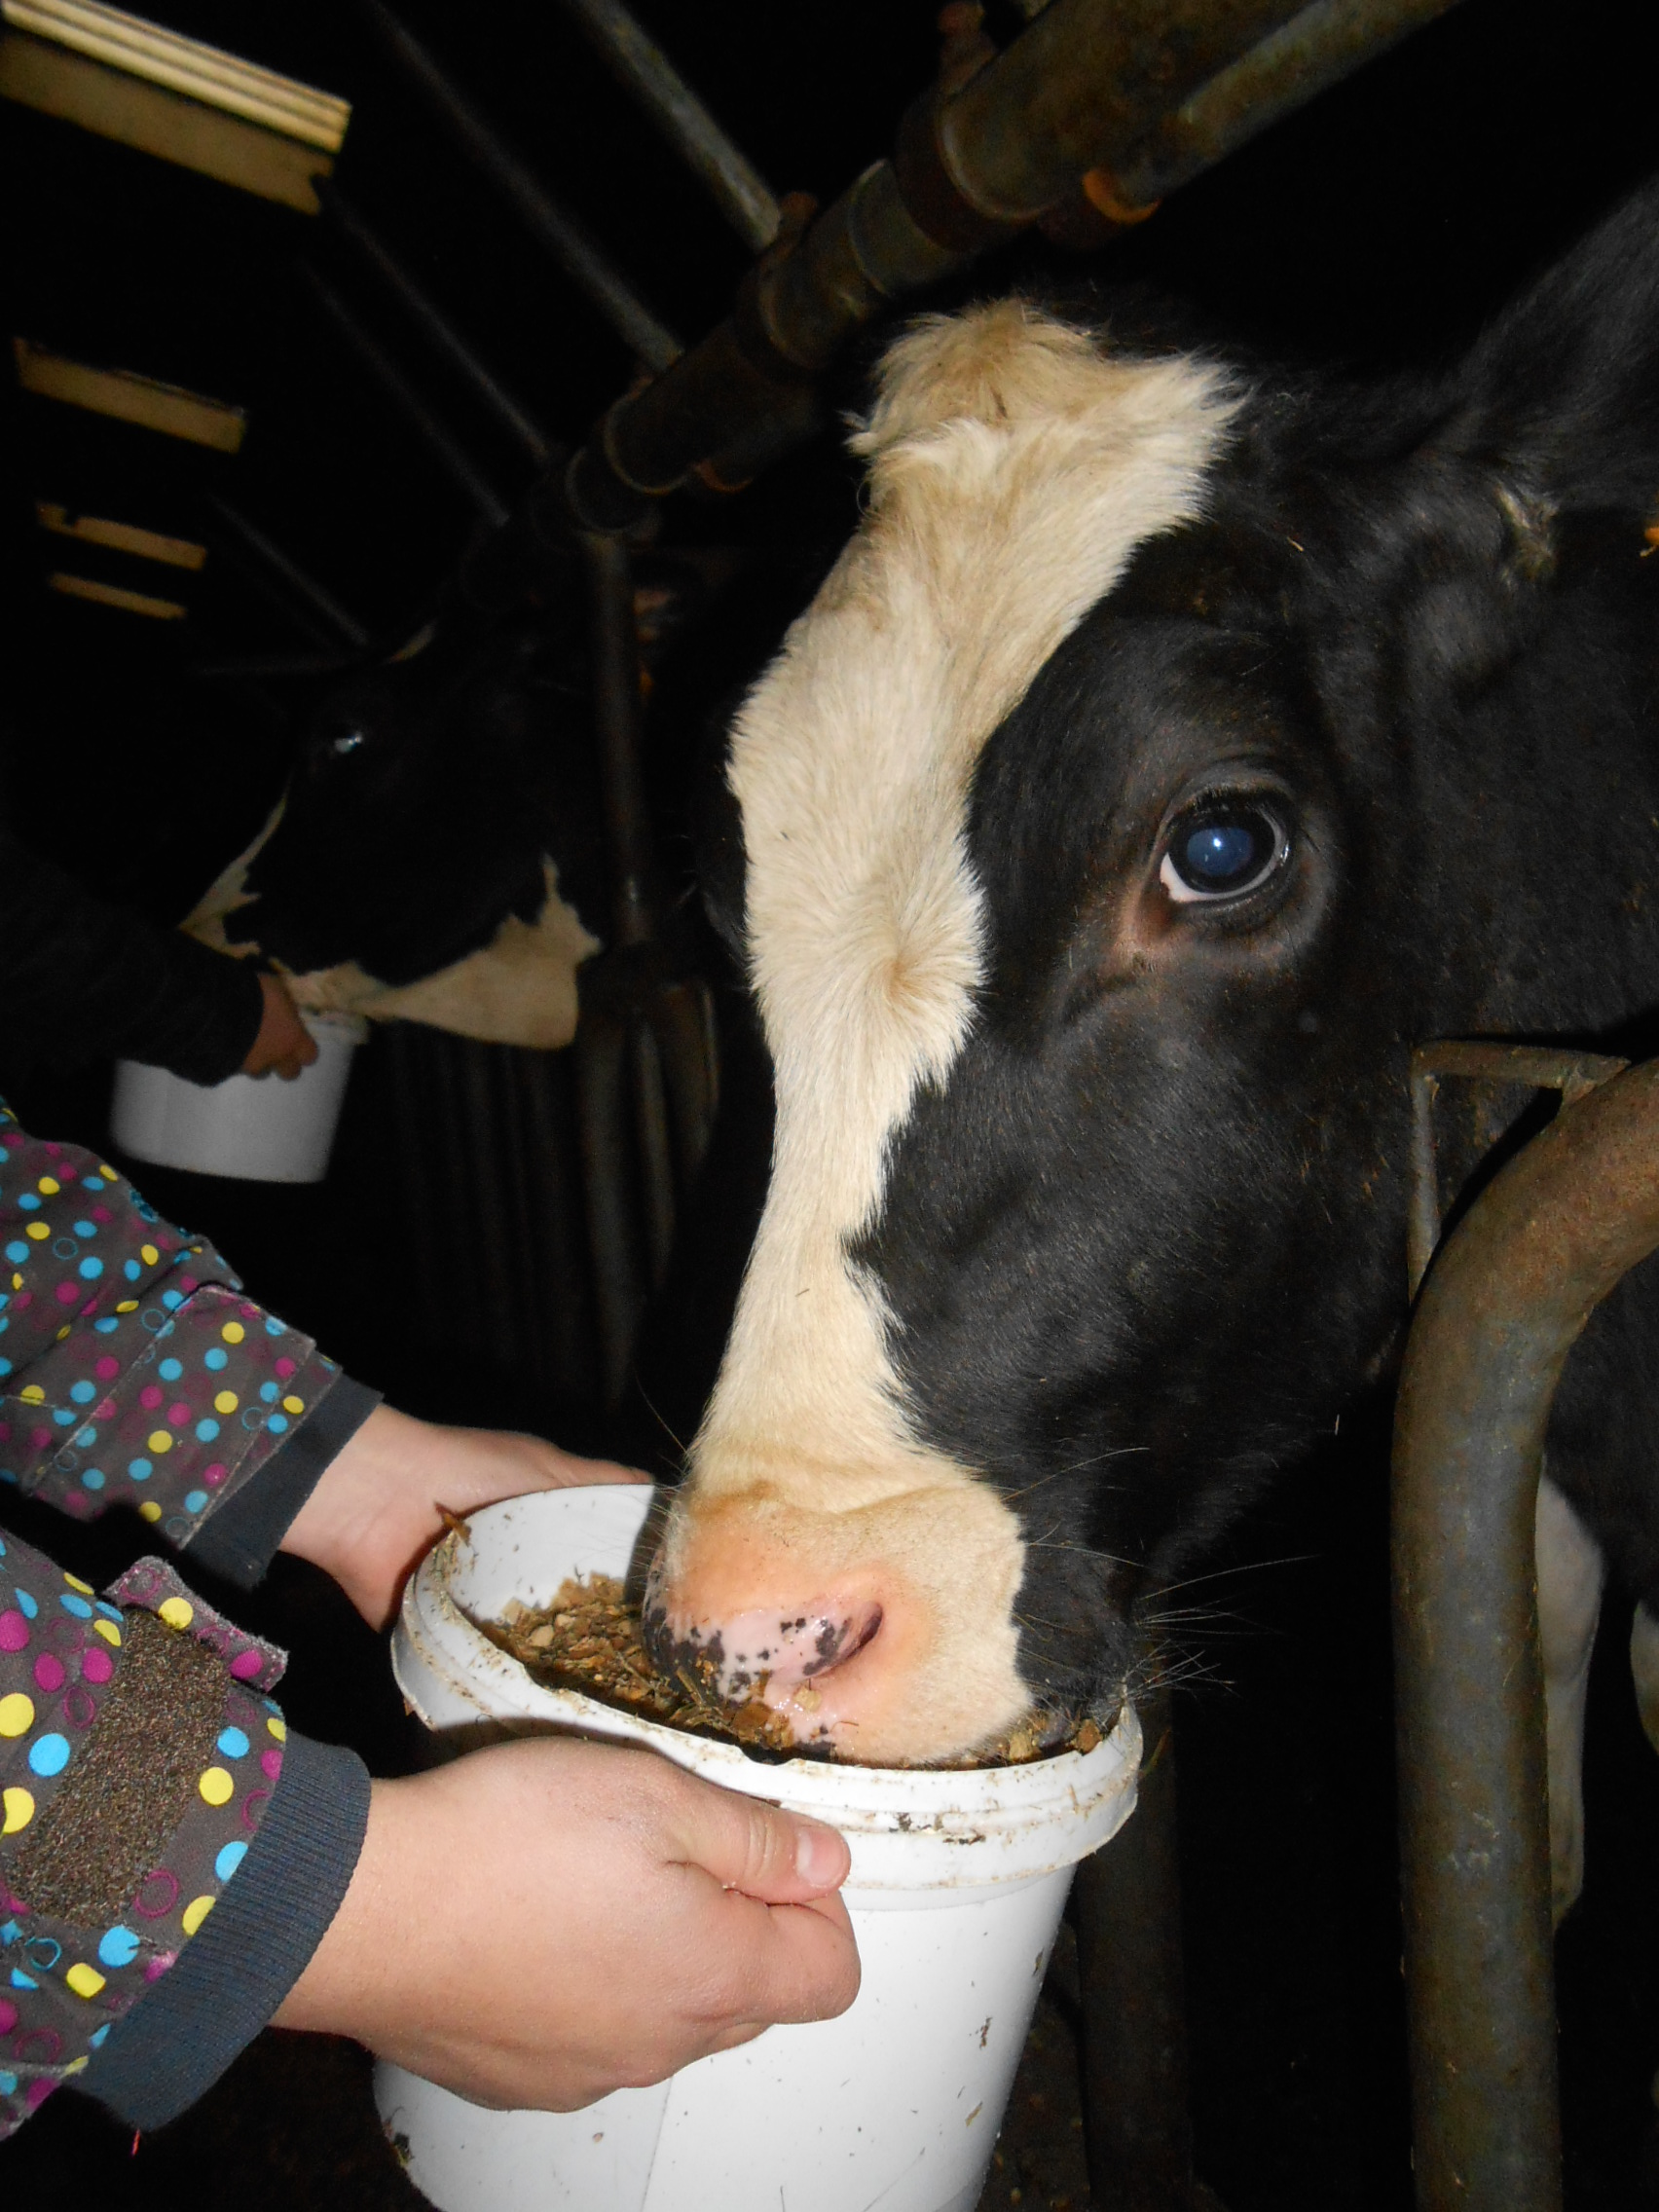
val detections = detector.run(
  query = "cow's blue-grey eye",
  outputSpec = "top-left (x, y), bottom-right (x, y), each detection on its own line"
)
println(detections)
top-left (1160, 805), bottom-right (1286, 904)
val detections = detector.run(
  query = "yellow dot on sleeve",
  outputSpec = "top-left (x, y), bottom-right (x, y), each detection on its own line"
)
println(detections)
top-left (181, 1896), bottom-right (216, 1936)
top-left (37, 1175), bottom-right (59, 1196)
top-left (213, 1390), bottom-right (239, 1415)
top-left (63, 1573), bottom-right (93, 1595)
top-left (280, 1395), bottom-right (305, 1415)
top-left (18, 1384), bottom-right (44, 1404)
top-left (99, 1165), bottom-right (118, 1181)
top-left (157, 1596), bottom-right (195, 1630)
top-left (116, 1299), bottom-right (138, 1313)
top-left (147, 1430), bottom-right (173, 1454)
top-left (197, 1767), bottom-right (234, 1808)
top-left (10, 1272), bottom-right (21, 1290)
top-left (65, 1963), bottom-right (106, 1999)
top-left (24, 1222), bottom-right (49, 1241)
top-left (2, 1787), bottom-right (35, 1835)
top-left (267, 1716), bottom-right (287, 1743)
top-left (0, 1693), bottom-right (36, 1738)
top-left (63, 2056), bottom-right (89, 2077)
top-left (140, 1243), bottom-right (159, 1266)
top-left (221, 1321), bottom-right (245, 1345)
top-left (139, 1500), bottom-right (163, 1523)
top-left (92, 1618), bottom-right (122, 1646)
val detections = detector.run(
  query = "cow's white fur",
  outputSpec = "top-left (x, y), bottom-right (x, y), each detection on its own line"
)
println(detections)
top-left (661, 305), bottom-right (1238, 1760)
top-left (1536, 1472), bottom-right (1605, 1922)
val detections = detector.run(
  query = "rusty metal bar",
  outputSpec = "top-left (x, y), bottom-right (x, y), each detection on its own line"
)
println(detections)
top-left (1406, 1042), bottom-right (1629, 1297)
top-left (551, 0), bottom-right (780, 252)
top-left (581, 531), bottom-right (656, 947)
top-left (320, 181), bottom-right (556, 463)
top-left (1392, 1055), bottom-right (1659, 2211)
top-left (299, 262), bottom-right (510, 526)
top-left (1113, 0), bottom-right (1465, 205)
top-left (362, 0), bottom-right (682, 374)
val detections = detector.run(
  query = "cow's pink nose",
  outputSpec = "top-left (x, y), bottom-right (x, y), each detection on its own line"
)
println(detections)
top-left (713, 1600), bottom-right (884, 1696)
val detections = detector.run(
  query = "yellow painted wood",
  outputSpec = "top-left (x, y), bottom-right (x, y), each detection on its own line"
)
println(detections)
top-left (35, 501), bottom-right (206, 570)
top-left (0, 33), bottom-right (335, 209)
top-left (2, 0), bottom-right (348, 147)
top-left (49, 570), bottom-right (187, 618)
top-left (14, 338), bottom-right (247, 451)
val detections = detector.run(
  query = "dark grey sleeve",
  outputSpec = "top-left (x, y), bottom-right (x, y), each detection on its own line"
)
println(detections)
top-left (183, 1376), bottom-right (385, 1589)
top-left (79, 1730), bottom-right (372, 2129)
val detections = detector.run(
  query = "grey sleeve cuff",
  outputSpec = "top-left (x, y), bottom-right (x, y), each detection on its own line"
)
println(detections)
top-left (78, 1730), bottom-right (372, 2130)
top-left (184, 1377), bottom-right (385, 1589)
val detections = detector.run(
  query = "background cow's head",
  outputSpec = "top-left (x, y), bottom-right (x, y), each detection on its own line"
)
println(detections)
top-left (647, 191), bottom-right (1659, 1764)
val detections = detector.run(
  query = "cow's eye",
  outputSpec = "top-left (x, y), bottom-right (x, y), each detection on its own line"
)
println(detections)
top-left (1160, 803), bottom-right (1287, 904)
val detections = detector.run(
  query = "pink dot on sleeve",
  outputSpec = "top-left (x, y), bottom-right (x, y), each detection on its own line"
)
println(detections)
top-left (94, 1356), bottom-right (120, 1381)
top-left (55, 1281), bottom-right (79, 1305)
top-left (231, 1650), bottom-right (266, 1681)
top-left (274, 1358), bottom-right (297, 1379)
top-left (0, 1611), bottom-right (29, 1652)
top-left (81, 1646), bottom-right (114, 1684)
top-left (0, 1998), bottom-right (18, 2034)
top-left (139, 1384), bottom-right (164, 1411)
top-left (33, 1654), bottom-right (65, 1691)
top-left (260, 1748), bottom-right (283, 1778)
top-left (167, 1403), bottom-right (191, 1427)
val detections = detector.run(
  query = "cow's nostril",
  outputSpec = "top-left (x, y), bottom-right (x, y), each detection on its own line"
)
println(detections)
top-left (800, 1602), bottom-right (882, 1679)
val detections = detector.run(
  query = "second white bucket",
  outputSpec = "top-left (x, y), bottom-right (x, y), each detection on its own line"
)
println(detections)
top-left (378, 1486), bottom-right (1141, 2212)
top-left (110, 1011), bottom-right (364, 1183)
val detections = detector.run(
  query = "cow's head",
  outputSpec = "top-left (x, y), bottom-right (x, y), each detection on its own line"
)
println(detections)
top-left (645, 273), bottom-right (1642, 1763)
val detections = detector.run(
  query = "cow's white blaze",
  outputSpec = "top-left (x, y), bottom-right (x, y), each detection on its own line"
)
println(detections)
top-left (659, 305), bottom-right (1238, 1760)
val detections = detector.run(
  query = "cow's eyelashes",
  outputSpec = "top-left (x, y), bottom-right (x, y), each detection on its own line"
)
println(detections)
top-left (1159, 801), bottom-right (1289, 906)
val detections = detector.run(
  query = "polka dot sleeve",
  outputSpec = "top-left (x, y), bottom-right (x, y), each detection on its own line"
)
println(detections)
top-left (0, 1107), bottom-right (342, 1548)
top-left (0, 1530), bottom-right (293, 2136)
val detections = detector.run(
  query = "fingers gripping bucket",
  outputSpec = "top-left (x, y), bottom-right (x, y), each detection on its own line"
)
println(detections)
top-left (377, 1487), bottom-right (1141, 2212)
top-left (110, 1014), bottom-right (364, 1184)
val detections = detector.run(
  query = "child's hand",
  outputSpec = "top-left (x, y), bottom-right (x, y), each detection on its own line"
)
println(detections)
top-left (274, 1738), bottom-right (860, 2107)
top-left (280, 1404), bottom-right (645, 1627)
top-left (242, 973), bottom-right (319, 1080)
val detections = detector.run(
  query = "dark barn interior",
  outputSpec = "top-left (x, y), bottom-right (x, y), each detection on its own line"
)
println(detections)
top-left (5, 0), bottom-right (1659, 2206)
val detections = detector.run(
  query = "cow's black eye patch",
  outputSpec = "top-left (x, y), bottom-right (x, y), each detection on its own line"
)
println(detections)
top-left (1161, 802), bottom-right (1287, 904)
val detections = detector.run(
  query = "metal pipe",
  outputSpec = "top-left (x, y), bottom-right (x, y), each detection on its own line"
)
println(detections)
top-left (580, 532), bottom-right (656, 946)
top-left (1114, 0), bottom-right (1466, 205)
top-left (298, 262), bottom-right (510, 526)
top-left (562, 0), bottom-right (1447, 530)
top-left (320, 182), bottom-right (556, 463)
top-left (204, 494), bottom-right (370, 647)
top-left (551, 0), bottom-right (780, 253)
top-left (1392, 1054), bottom-right (1659, 2211)
top-left (361, 0), bottom-right (682, 373)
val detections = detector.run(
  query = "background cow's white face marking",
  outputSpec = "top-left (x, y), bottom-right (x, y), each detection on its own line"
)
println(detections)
top-left (651, 304), bottom-right (1238, 1762)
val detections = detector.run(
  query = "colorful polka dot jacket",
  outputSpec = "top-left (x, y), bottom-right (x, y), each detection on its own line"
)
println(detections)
top-left (0, 1105), bottom-right (341, 1539)
top-left (0, 1107), bottom-right (372, 2136)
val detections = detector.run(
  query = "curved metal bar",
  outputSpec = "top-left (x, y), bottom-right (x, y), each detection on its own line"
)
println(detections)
top-left (1392, 1054), bottom-right (1659, 2211)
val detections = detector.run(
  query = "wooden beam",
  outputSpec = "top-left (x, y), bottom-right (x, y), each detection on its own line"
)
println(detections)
top-left (48, 570), bottom-right (187, 618)
top-left (35, 500), bottom-right (206, 570)
top-left (0, 32), bottom-right (337, 209)
top-left (14, 337), bottom-right (247, 451)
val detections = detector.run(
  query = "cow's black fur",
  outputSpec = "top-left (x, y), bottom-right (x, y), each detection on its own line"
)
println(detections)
top-left (831, 181), bottom-right (1659, 1723)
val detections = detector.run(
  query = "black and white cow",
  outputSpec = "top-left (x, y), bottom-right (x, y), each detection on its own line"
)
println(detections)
top-left (647, 180), bottom-right (1659, 1918)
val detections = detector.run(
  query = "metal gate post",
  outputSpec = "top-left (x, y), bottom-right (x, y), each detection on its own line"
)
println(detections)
top-left (1074, 1686), bottom-right (1225, 2211)
top-left (1393, 1054), bottom-right (1659, 2212)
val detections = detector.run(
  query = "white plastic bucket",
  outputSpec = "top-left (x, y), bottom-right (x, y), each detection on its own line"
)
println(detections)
top-left (110, 1012), bottom-right (363, 1183)
top-left (377, 1486), bottom-right (1141, 2212)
